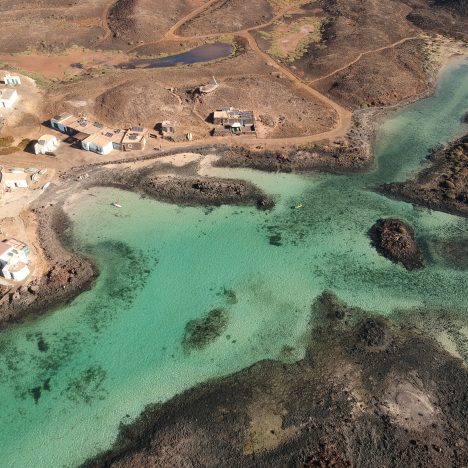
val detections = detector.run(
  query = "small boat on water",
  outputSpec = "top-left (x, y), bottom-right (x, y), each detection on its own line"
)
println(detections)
top-left (112, 202), bottom-right (122, 208)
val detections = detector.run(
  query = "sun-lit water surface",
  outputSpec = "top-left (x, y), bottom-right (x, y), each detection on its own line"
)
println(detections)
top-left (0, 59), bottom-right (467, 467)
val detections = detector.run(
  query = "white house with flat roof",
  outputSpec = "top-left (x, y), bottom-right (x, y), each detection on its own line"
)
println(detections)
top-left (81, 131), bottom-right (115, 155)
top-left (0, 170), bottom-right (29, 189)
top-left (3, 74), bottom-right (21, 86)
top-left (0, 240), bottom-right (30, 281)
top-left (0, 88), bottom-right (18, 108)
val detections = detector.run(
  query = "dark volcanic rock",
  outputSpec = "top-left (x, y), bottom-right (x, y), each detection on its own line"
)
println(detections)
top-left (85, 293), bottom-right (468, 468)
top-left (378, 133), bottom-right (468, 218)
top-left (182, 308), bottom-right (229, 352)
top-left (357, 317), bottom-right (388, 347)
top-left (369, 218), bottom-right (424, 270)
top-left (142, 175), bottom-right (274, 209)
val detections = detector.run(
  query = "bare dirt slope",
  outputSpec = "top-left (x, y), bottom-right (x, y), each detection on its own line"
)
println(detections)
top-left (179, 0), bottom-right (274, 36)
top-left (108, 0), bottom-right (203, 45)
top-left (296, 0), bottom-right (417, 80)
top-left (94, 78), bottom-right (205, 137)
top-left (42, 47), bottom-right (338, 140)
top-left (0, 0), bottom-right (109, 53)
top-left (314, 39), bottom-right (429, 108)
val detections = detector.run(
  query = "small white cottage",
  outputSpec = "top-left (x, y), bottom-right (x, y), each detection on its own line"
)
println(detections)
top-left (3, 74), bottom-right (21, 86)
top-left (0, 88), bottom-right (18, 109)
top-left (34, 134), bottom-right (60, 155)
top-left (0, 170), bottom-right (29, 189)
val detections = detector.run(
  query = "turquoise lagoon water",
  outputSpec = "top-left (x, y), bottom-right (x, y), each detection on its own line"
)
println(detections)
top-left (0, 59), bottom-right (467, 467)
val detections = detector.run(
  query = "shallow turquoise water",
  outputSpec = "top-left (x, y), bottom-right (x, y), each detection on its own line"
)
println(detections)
top-left (0, 59), bottom-right (467, 467)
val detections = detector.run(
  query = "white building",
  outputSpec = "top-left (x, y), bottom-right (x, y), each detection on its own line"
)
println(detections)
top-left (50, 113), bottom-right (75, 134)
top-left (3, 74), bottom-right (21, 86)
top-left (81, 132), bottom-right (115, 155)
top-left (34, 134), bottom-right (60, 155)
top-left (0, 88), bottom-right (18, 109)
top-left (0, 170), bottom-right (29, 189)
top-left (0, 240), bottom-right (30, 281)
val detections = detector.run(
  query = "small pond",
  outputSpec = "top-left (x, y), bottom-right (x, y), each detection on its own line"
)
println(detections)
top-left (118, 42), bottom-right (233, 69)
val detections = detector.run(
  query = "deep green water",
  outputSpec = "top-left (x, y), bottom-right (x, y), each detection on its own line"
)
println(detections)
top-left (0, 60), bottom-right (467, 467)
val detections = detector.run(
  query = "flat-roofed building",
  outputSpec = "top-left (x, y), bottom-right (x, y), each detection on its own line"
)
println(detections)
top-left (50, 113), bottom-right (76, 134)
top-left (81, 129), bottom-right (116, 155)
top-left (212, 107), bottom-right (256, 135)
top-left (0, 88), bottom-right (18, 109)
top-left (3, 74), bottom-right (21, 86)
top-left (0, 170), bottom-right (29, 189)
top-left (120, 126), bottom-right (148, 151)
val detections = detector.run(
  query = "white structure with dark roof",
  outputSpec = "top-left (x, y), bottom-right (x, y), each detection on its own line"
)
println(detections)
top-left (0, 88), bottom-right (18, 109)
top-left (0, 240), bottom-right (30, 281)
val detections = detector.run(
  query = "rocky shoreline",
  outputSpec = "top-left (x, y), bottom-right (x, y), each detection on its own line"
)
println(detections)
top-left (0, 194), bottom-right (97, 328)
top-left (0, 154), bottom-right (274, 327)
top-left (378, 132), bottom-right (468, 218)
top-left (84, 292), bottom-right (468, 468)
top-left (141, 174), bottom-right (274, 209)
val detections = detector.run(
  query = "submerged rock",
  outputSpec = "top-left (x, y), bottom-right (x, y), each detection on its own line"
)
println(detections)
top-left (369, 218), bottom-right (423, 270)
top-left (182, 308), bottom-right (229, 352)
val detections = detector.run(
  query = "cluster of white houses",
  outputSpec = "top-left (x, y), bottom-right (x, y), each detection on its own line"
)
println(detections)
top-left (0, 238), bottom-right (30, 281)
top-left (48, 107), bottom-right (256, 155)
top-left (50, 113), bottom-right (148, 155)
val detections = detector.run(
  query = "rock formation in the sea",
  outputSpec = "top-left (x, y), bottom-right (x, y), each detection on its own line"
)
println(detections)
top-left (141, 175), bottom-right (274, 209)
top-left (369, 218), bottom-right (424, 270)
top-left (85, 292), bottom-right (468, 468)
top-left (182, 308), bottom-right (229, 352)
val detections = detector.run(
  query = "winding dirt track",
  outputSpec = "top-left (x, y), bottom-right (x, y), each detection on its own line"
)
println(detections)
top-left (308, 36), bottom-right (422, 84)
top-left (105, 0), bottom-right (423, 147)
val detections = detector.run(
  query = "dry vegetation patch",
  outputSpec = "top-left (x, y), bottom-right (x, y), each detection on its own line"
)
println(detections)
top-left (258, 16), bottom-right (324, 62)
